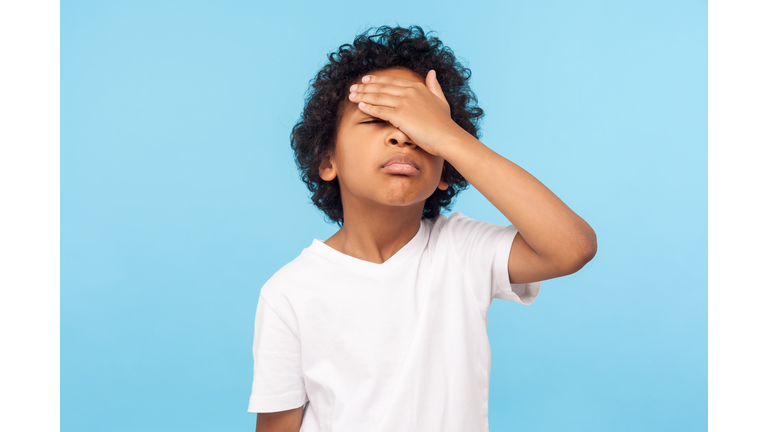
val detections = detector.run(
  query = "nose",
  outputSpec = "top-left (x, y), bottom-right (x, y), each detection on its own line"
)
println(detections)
top-left (386, 128), bottom-right (414, 147)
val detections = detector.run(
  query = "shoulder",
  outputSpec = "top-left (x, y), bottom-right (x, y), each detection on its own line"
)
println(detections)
top-left (427, 212), bottom-right (503, 241)
top-left (424, 212), bottom-right (468, 236)
top-left (424, 212), bottom-right (493, 256)
top-left (260, 245), bottom-right (321, 301)
top-left (427, 212), bottom-right (519, 264)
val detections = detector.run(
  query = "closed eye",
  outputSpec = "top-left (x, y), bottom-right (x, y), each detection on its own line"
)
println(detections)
top-left (361, 119), bottom-right (385, 124)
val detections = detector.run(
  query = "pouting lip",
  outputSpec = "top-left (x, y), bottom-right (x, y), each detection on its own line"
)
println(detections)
top-left (381, 153), bottom-right (420, 170)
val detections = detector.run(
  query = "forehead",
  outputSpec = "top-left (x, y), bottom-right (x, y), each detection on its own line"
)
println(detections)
top-left (340, 67), bottom-right (424, 119)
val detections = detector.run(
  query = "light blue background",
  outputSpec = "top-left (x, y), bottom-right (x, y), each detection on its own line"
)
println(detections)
top-left (62, 1), bottom-right (706, 431)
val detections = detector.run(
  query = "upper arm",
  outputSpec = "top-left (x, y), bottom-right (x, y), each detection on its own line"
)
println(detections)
top-left (250, 296), bottom-right (307, 413)
top-left (255, 405), bottom-right (304, 432)
top-left (507, 231), bottom-right (596, 284)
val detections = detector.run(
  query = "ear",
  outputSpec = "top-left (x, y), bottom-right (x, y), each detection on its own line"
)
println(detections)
top-left (319, 156), bottom-right (337, 181)
top-left (437, 163), bottom-right (449, 191)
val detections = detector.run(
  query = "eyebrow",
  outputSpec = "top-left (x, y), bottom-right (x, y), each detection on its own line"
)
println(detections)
top-left (347, 104), bottom-right (368, 119)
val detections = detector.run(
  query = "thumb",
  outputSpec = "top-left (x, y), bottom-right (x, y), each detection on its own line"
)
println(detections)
top-left (426, 70), bottom-right (448, 103)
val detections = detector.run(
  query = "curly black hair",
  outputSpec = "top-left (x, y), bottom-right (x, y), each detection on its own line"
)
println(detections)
top-left (290, 25), bottom-right (484, 225)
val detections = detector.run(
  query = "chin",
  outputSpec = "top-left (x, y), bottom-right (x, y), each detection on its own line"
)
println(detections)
top-left (383, 177), bottom-right (435, 198)
top-left (380, 190), bottom-right (432, 207)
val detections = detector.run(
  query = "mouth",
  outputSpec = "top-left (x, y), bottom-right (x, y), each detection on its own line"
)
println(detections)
top-left (381, 154), bottom-right (420, 175)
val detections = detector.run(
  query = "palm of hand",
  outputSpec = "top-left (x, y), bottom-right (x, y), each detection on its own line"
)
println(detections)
top-left (349, 70), bottom-right (461, 156)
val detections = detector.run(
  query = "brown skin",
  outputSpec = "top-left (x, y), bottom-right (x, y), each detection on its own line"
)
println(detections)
top-left (255, 406), bottom-right (303, 432)
top-left (329, 67), bottom-right (596, 282)
top-left (255, 67), bottom-right (597, 431)
top-left (319, 68), bottom-right (450, 264)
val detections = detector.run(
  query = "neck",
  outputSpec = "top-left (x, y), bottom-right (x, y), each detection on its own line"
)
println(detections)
top-left (324, 197), bottom-right (425, 264)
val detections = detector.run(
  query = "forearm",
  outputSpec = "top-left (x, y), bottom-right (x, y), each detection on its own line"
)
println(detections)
top-left (440, 129), bottom-right (597, 271)
top-left (345, 70), bottom-right (595, 275)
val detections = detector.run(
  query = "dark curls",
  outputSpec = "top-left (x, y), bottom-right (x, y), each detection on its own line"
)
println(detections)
top-left (290, 25), bottom-right (484, 225)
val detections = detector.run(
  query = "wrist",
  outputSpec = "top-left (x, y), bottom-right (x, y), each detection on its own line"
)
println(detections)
top-left (437, 126), bottom-right (484, 162)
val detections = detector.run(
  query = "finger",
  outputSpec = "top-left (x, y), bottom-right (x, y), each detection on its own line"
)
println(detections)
top-left (349, 90), bottom-right (400, 108)
top-left (361, 74), bottom-right (419, 88)
top-left (425, 70), bottom-right (448, 104)
top-left (357, 102), bottom-right (398, 125)
top-left (350, 83), bottom-right (407, 97)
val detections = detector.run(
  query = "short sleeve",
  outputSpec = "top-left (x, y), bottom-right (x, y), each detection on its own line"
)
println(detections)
top-left (445, 213), bottom-right (541, 309)
top-left (248, 295), bottom-right (308, 413)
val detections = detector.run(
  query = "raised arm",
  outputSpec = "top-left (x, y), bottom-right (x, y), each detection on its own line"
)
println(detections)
top-left (349, 70), bottom-right (597, 283)
top-left (438, 136), bottom-right (597, 284)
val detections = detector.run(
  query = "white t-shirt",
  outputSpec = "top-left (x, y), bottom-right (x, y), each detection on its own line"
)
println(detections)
top-left (248, 212), bottom-right (541, 432)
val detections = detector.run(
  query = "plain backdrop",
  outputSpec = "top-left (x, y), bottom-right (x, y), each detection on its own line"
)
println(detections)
top-left (61, 1), bottom-right (706, 431)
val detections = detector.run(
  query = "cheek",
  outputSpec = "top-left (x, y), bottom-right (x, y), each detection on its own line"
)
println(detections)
top-left (335, 146), bottom-right (361, 172)
top-left (427, 158), bottom-right (446, 179)
top-left (337, 137), bottom-right (376, 168)
top-left (334, 146), bottom-right (374, 183)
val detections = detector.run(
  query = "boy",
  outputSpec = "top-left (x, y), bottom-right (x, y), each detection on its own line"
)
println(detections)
top-left (248, 26), bottom-right (596, 432)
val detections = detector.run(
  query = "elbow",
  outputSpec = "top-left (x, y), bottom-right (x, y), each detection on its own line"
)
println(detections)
top-left (578, 233), bottom-right (598, 269)
top-left (581, 225), bottom-right (598, 263)
top-left (559, 228), bottom-right (598, 276)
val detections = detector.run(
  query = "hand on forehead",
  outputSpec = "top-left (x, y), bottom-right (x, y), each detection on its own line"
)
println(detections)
top-left (343, 68), bottom-right (425, 117)
top-left (356, 67), bottom-right (424, 84)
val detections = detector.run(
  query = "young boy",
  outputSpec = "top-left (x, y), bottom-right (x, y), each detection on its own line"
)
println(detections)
top-left (248, 26), bottom-right (596, 432)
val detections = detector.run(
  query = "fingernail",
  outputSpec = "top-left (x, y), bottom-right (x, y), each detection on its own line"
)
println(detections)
top-left (350, 92), bottom-right (357, 98)
top-left (350, 84), bottom-right (358, 91)
top-left (362, 76), bottom-right (370, 83)
top-left (359, 102), bottom-right (366, 107)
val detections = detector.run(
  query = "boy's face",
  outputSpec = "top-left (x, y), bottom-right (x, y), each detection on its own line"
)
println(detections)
top-left (320, 67), bottom-right (449, 213)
